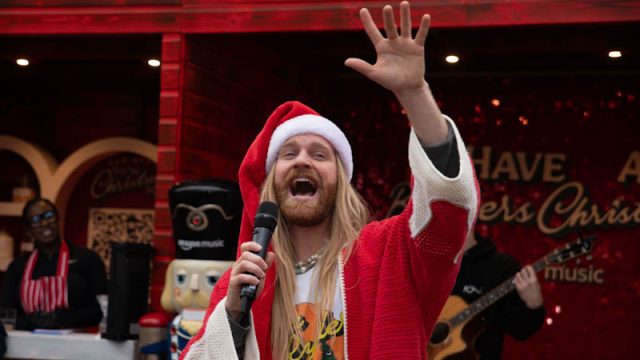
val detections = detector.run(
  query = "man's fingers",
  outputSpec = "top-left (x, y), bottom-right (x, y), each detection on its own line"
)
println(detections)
top-left (400, 1), bottom-right (411, 38)
top-left (240, 241), bottom-right (262, 253)
top-left (514, 266), bottom-right (539, 288)
top-left (345, 58), bottom-right (375, 76)
top-left (414, 14), bottom-right (431, 46)
top-left (514, 272), bottom-right (524, 288)
top-left (231, 273), bottom-right (261, 287)
top-left (359, 8), bottom-right (384, 45)
top-left (245, 254), bottom-right (269, 271)
top-left (382, 5), bottom-right (399, 40)
top-left (237, 251), bottom-right (268, 271)
top-left (525, 266), bottom-right (538, 282)
top-left (236, 260), bottom-right (266, 279)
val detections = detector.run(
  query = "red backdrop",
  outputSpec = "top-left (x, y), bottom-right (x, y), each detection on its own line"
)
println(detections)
top-left (337, 74), bottom-right (638, 359)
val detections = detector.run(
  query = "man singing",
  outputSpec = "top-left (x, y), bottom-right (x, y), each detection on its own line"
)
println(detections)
top-left (183, 2), bottom-right (479, 359)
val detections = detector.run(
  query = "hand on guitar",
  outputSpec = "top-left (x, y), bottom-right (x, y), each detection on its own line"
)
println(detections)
top-left (514, 265), bottom-right (543, 309)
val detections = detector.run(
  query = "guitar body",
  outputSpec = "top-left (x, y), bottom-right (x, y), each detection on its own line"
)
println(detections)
top-left (428, 296), bottom-right (486, 360)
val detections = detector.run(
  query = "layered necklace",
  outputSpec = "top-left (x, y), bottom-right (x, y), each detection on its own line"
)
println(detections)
top-left (294, 242), bottom-right (328, 275)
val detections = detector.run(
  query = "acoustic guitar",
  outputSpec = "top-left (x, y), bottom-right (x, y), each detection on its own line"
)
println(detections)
top-left (428, 234), bottom-right (596, 360)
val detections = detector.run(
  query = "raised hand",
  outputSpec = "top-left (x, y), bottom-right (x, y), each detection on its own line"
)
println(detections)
top-left (346, 1), bottom-right (447, 145)
top-left (345, 1), bottom-right (430, 95)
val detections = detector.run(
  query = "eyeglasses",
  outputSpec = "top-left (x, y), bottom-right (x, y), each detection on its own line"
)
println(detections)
top-left (30, 210), bottom-right (56, 225)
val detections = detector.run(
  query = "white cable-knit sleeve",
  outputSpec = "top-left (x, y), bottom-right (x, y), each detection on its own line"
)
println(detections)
top-left (408, 115), bottom-right (478, 238)
top-left (182, 296), bottom-right (260, 360)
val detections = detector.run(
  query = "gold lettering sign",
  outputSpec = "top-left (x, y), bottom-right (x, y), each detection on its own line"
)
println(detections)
top-left (467, 146), bottom-right (567, 183)
top-left (388, 148), bottom-right (640, 238)
top-left (617, 151), bottom-right (640, 184)
top-left (537, 181), bottom-right (640, 237)
top-left (544, 265), bottom-right (605, 284)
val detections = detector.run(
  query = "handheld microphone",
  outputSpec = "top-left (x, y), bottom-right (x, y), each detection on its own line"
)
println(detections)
top-left (240, 201), bottom-right (279, 317)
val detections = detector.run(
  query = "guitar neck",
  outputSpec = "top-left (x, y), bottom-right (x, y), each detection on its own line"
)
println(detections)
top-left (449, 257), bottom-right (548, 328)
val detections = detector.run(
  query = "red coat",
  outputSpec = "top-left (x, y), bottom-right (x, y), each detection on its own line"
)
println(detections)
top-left (182, 102), bottom-right (479, 359)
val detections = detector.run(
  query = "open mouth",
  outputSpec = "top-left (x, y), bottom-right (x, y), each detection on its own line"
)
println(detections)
top-left (290, 177), bottom-right (318, 198)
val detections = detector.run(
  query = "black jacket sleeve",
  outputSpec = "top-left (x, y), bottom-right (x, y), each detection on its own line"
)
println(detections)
top-left (422, 121), bottom-right (460, 178)
top-left (1, 257), bottom-right (35, 330)
top-left (227, 309), bottom-right (250, 358)
top-left (1, 258), bottom-right (21, 310)
top-left (54, 250), bottom-right (107, 329)
top-left (492, 257), bottom-right (546, 340)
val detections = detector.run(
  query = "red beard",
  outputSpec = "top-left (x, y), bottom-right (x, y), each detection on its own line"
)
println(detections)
top-left (275, 168), bottom-right (336, 227)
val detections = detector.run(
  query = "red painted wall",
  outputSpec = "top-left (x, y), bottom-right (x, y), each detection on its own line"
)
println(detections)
top-left (1, 1), bottom-right (640, 34)
top-left (150, 31), bottom-right (325, 309)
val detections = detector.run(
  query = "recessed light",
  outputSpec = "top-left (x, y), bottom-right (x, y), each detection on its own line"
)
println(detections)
top-left (445, 55), bottom-right (459, 64)
top-left (608, 50), bottom-right (622, 58)
top-left (147, 59), bottom-right (161, 67)
top-left (16, 58), bottom-right (29, 66)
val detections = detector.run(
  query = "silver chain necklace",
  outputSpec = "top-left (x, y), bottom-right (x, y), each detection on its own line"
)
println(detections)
top-left (294, 242), bottom-right (327, 275)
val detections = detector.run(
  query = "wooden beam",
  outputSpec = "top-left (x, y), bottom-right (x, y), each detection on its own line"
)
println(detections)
top-left (1, 1), bottom-right (639, 34)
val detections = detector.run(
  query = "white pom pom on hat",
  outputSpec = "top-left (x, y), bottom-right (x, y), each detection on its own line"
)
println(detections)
top-left (265, 114), bottom-right (353, 180)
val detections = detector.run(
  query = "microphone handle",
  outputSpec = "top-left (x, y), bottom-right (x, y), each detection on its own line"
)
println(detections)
top-left (239, 227), bottom-right (274, 311)
top-left (252, 227), bottom-right (272, 259)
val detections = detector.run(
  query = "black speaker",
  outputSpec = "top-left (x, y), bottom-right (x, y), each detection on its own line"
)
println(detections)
top-left (169, 180), bottom-right (242, 261)
top-left (102, 243), bottom-right (153, 341)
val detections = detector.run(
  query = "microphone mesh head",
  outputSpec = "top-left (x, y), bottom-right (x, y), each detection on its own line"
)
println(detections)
top-left (255, 201), bottom-right (279, 230)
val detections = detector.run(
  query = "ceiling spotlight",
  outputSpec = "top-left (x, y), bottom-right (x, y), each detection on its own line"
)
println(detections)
top-left (147, 59), bottom-right (161, 67)
top-left (445, 55), bottom-right (459, 64)
top-left (16, 58), bottom-right (29, 66)
top-left (608, 50), bottom-right (622, 59)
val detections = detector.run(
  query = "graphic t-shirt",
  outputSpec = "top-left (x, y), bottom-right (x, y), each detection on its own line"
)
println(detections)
top-left (288, 266), bottom-right (344, 360)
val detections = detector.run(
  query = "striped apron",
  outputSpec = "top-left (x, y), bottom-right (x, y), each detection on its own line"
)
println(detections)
top-left (19, 241), bottom-right (70, 314)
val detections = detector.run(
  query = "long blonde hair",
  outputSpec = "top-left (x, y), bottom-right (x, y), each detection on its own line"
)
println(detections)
top-left (260, 156), bottom-right (369, 359)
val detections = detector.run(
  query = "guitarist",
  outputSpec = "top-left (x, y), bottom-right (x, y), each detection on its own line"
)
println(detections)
top-left (451, 230), bottom-right (546, 359)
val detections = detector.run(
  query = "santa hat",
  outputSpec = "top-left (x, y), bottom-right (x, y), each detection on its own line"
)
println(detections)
top-left (266, 114), bottom-right (353, 180)
top-left (237, 101), bottom-right (353, 254)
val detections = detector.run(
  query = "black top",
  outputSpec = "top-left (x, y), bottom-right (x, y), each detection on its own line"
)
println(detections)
top-left (451, 235), bottom-right (546, 359)
top-left (1, 243), bottom-right (108, 330)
